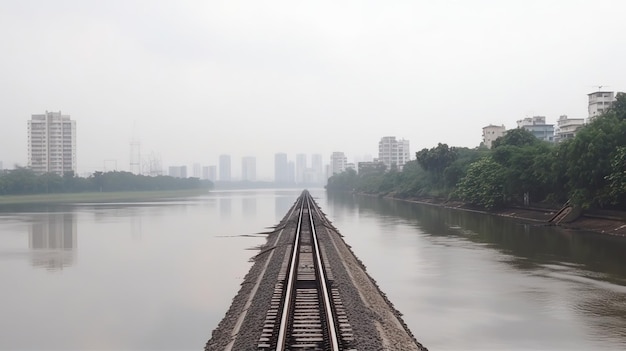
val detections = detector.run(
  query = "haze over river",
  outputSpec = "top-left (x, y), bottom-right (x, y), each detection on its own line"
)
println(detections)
top-left (1, 189), bottom-right (625, 350)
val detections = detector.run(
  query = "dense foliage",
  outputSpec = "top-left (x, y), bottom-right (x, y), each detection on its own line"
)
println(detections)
top-left (0, 169), bottom-right (212, 195)
top-left (327, 92), bottom-right (626, 210)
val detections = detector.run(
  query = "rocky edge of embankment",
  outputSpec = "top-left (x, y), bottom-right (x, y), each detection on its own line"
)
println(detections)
top-left (388, 194), bottom-right (626, 237)
top-left (206, 198), bottom-right (428, 351)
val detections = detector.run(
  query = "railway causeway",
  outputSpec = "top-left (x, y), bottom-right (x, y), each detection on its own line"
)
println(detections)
top-left (206, 190), bottom-right (428, 351)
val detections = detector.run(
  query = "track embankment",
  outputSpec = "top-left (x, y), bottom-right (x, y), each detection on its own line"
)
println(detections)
top-left (206, 191), bottom-right (427, 351)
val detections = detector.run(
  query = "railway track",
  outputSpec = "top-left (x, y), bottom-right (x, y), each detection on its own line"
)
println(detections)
top-left (258, 191), bottom-right (355, 350)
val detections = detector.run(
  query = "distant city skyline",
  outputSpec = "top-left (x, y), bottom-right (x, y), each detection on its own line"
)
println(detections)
top-left (2, 2), bottom-right (626, 179)
top-left (2, 87), bottom-right (617, 179)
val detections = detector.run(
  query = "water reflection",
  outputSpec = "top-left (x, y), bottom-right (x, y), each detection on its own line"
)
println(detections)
top-left (275, 193), bottom-right (295, 220)
top-left (29, 213), bottom-right (76, 271)
top-left (329, 192), bottom-right (626, 282)
top-left (326, 191), bottom-right (626, 349)
top-left (220, 198), bottom-right (231, 218)
top-left (242, 197), bottom-right (256, 217)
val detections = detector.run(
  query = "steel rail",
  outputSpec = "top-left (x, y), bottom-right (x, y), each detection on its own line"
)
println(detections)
top-left (275, 191), bottom-right (340, 351)
top-left (306, 193), bottom-right (340, 351)
top-left (275, 195), bottom-right (305, 351)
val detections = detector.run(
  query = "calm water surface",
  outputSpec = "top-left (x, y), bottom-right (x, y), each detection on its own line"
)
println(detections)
top-left (0, 189), bottom-right (625, 350)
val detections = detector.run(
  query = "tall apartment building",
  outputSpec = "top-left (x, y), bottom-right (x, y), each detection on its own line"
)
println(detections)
top-left (516, 116), bottom-right (554, 142)
top-left (329, 152), bottom-right (347, 175)
top-left (208, 165), bottom-right (217, 182)
top-left (202, 166), bottom-right (210, 180)
top-left (588, 91), bottom-right (615, 122)
top-left (168, 165), bottom-right (187, 178)
top-left (192, 163), bottom-right (202, 178)
top-left (555, 115), bottom-right (585, 142)
top-left (311, 154), bottom-right (323, 183)
top-left (219, 154), bottom-right (231, 181)
top-left (27, 111), bottom-right (76, 175)
top-left (275, 153), bottom-right (289, 183)
top-left (241, 156), bottom-right (256, 181)
top-left (482, 124), bottom-right (506, 148)
top-left (295, 154), bottom-right (307, 184)
top-left (378, 136), bottom-right (410, 171)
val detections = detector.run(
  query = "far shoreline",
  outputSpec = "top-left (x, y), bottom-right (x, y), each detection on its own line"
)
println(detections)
top-left (346, 191), bottom-right (626, 238)
top-left (0, 189), bottom-right (209, 205)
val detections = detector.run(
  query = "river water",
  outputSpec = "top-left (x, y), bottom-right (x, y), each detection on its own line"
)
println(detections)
top-left (0, 189), bottom-right (624, 350)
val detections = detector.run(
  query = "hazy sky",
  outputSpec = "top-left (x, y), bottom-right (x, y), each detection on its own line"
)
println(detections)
top-left (2, 0), bottom-right (625, 179)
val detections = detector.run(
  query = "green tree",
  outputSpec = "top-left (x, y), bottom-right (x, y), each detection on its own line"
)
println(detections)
top-left (560, 112), bottom-right (626, 208)
top-left (326, 169), bottom-right (358, 192)
top-left (456, 157), bottom-right (506, 210)
top-left (492, 128), bottom-right (539, 149)
top-left (605, 146), bottom-right (626, 205)
top-left (415, 143), bottom-right (458, 188)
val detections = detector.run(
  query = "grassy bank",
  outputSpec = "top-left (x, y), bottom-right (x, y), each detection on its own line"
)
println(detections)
top-left (0, 189), bottom-right (209, 205)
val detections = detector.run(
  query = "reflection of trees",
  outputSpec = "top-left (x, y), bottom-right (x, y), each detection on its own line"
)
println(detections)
top-left (29, 213), bottom-right (76, 271)
top-left (327, 192), bottom-right (626, 281)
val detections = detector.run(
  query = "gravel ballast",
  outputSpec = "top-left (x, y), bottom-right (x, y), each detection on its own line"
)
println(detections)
top-left (206, 196), bottom-right (428, 351)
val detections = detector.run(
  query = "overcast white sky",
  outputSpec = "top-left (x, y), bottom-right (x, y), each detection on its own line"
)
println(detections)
top-left (1, 0), bottom-right (625, 179)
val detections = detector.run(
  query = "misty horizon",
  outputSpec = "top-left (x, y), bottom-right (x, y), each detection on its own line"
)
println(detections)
top-left (2, 1), bottom-right (625, 179)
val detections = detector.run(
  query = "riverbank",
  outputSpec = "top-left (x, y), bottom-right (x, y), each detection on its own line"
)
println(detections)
top-left (0, 189), bottom-right (209, 205)
top-left (362, 193), bottom-right (626, 237)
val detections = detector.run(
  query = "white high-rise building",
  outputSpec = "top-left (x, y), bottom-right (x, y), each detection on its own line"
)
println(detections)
top-left (311, 154), bottom-right (323, 183)
top-left (168, 166), bottom-right (187, 178)
top-left (295, 154), bottom-right (307, 184)
top-left (275, 153), bottom-right (289, 183)
top-left (378, 136), bottom-right (410, 171)
top-left (208, 165), bottom-right (217, 181)
top-left (329, 152), bottom-right (347, 175)
top-left (588, 90), bottom-right (615, 122)
top-left (219, 154), bottom-right (231, 181)
top-left (555, 115), bottom-right (585, 142)
top-left (27, 111), bottom-right (76, 175)
top-left (482, 124), bottom-right (506, 148)
top-left (202, 166), bottom-right (210, 180)
top-left (241, 156), bottom-right (256, 181)
top-left (193, 163), bottom-right (202, 178)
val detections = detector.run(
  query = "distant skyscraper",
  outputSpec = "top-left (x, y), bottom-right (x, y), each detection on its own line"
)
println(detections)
top-left (193, 163), bottom-right (201, 178)
top-left (311, 154), bottom-right (323, 183)
top-left (330, 152), bottom-right (347, 175)
top-left (219, 155), bottom-right (231, 181)
top-left (378, 136), bottom-right (410, 171)
top-left (241, 156), bottom-right (256, 181)
top-left (288, 161), bottom-right (295, 183)
top-left (202, 166), bottom-right (209, 180)
top-left (274, 153), bottom-right (289, 183)
top-left (295, 154), bottom-right (307, 184)
top-left (208, 165), bottom-right (217, 181)
top-left (27, 111), bottom-right (76, 175)
top-left (168, 166), bottom-right (187, 178)
top-left (0, 161), bottom-right (3, 171)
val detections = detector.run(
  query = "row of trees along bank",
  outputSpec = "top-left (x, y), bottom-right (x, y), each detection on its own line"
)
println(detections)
top-left (327, 93), bottom-right (626, 211)
top-left (0, 169), bottom-right (213, 195)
